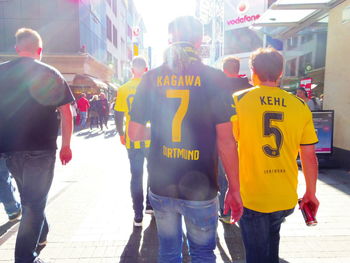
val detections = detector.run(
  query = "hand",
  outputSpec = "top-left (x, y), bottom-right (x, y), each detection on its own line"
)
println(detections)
top-left (224, 188), bottom-right (243, 224)
top-left (119, 135), bottom-right (126, 145)
top-left (300, 192), bottom-right (319, 217)
top-left (60, 146), bottom-right (72, 165)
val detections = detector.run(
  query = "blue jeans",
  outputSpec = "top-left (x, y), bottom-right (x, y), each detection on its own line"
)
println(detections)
top-left (240, 207), bottom-right (294, 263)
top-left (5, 150), bottom-right (56, 263)
top-left (80, 111), bottom-right (88, 128)
top-left (217, 159), bottom-right (228, 216)
top-left (0, 158), bottom-right (21, 216)
top-left (149, 191), bottom-right (218, 263)
top-left (127, 148), bottom-right (150, 220)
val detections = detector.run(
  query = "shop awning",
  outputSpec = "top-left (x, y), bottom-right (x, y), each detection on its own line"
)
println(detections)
top-left (72, 74), bottom-right (108, 90)
top-left (252, 0), bottom-right (346, 39)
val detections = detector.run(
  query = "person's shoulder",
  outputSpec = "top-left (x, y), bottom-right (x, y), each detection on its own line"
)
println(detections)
top-left (0, 60), bottom-right (12, 69)
top-left (233, 86), bottom-right (257, 103)
top-left (34, 59), bottom-right (65, 80)
top-left (147, 64), bottom-right (169, 77)
top-left (119, 79), bottom-right (133, 90)
top-left (139, 64), bottom-right (170, 86)
top-left (0, 58), bottom-right (23, 74)
top-left (202, 64), bottom-right (225, 77)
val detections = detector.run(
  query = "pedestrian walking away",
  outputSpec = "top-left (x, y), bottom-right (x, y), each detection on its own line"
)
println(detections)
top-left (89, 95), bottom-right (99, 130)
top-left (77, 93), bottom-right (90, 129)
top-left (97, 92), bottom-right (109, 130)
top-left (0, 158), bottom-right (22, 222)
top-left (229, 47), bottom-right (320, 263)
top-left (114, 56), bottom-right (153, 227)
top-left (129, 16), bottom-right (243, 263)
top-left (219, 56), bottom-right (253, 224)
top-left (0, 28), bottom-right (74, 263)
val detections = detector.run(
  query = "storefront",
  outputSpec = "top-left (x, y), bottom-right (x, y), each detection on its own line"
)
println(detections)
top-left (253, 0), bottom-right (350, 168)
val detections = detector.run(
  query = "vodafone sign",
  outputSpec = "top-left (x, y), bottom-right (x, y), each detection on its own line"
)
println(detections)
top-left (224, 0), bottom-right (267, 31)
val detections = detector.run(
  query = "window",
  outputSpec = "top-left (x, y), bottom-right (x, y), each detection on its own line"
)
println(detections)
top-left (285, 59), bottom-right (297, 76)
top-left (301, 34), bottom-right (313, 44)
top-left (287, 36), bottom-right (298, 50)
top-left (107, 51), bottom-right (112, 63)
top-left (112, 0), bottom-right (117, 15)
top-left (113, 26), bottom-right (118, 48)
top-left (106, 16), bottom-right (112, 41)
top-left (114, 57), bottom-right (118, 78)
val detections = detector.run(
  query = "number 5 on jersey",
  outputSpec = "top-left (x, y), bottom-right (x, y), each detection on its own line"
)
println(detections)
top-left (262, 111), bottom-right (284, 158)
top-left (166, 90), bottom-right (189, 142)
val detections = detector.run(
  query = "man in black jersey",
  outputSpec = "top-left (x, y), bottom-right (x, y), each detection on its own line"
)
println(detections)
top-left (129, 16), bottom-right (242, 262)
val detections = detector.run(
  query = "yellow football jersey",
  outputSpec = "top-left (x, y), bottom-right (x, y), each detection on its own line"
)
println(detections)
top-left (231, 85), bottom-right (318, 213)
top-left (114, 78), bottom-right (150, 149)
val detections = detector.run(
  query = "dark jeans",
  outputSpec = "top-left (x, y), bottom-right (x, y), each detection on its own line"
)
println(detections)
top-left (0, 158), bottom-right (21, 216)
top-left (240, 207), bottom-right (294, 263)
top-left (98, 114), bottom-right (108, 129)
top-left (5, 150), bottom-right (56, 263)
top-left (127, 148), bottom-right (150, 220)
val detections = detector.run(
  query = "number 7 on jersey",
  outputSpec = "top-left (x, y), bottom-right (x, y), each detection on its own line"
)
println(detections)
top-left (166, 90), bottom-right (190, 142)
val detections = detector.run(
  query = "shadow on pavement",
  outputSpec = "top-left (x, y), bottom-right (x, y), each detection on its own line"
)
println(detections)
top-left (318, 169), bottom-right (350, 195)
top-left (104, 129), bottom-right (118, 139)
top-left (217, 222), bottom-right (245, 263)
top-left (119, 217), bottom-right (291, 263)
top-left (119, 217), bottom-right (158, 263)
top-left (119, 217), bottom-right (191, 263)
top-left (217, 222), bottom-right (290, 263)
top-left (0, 219), bottom-right (19, 245)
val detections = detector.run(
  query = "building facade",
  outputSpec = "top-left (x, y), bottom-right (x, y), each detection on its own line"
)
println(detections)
top-left (0, 0), bottom-right (145, 97)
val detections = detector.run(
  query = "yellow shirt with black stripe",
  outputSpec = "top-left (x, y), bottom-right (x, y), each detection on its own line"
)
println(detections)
top-left (231, 85), bottom-right (318, 213)
top-left (114, 78), bottom-right (151, 149)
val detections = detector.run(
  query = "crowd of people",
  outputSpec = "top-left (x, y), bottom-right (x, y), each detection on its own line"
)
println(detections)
top-left (73, 92), bottom-right (111, 131)
top-left (0, 16), bottom-right (320, 263)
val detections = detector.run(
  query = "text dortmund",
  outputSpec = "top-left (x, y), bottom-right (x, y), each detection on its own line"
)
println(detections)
top-left (163, 146), bottom-right (200, 161)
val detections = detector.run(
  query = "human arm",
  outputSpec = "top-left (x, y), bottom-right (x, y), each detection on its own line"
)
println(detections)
top-left (58, 103), bottom-right (73, 165)
top-left (128, 121), bottom-right (151, 141)
top-left (217, 122), bottom-right (243, 224)
top-left (299, 144), bottom-right (319, 216)
top-left (115, 111), bottom-right (126, 145)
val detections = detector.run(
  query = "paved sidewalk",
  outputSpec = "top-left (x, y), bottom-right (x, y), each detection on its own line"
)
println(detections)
top-left (1, 128), bottom-right (350, 262)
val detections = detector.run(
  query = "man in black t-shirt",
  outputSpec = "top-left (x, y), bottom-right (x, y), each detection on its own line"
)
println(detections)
top-left (223, 56), bottom-right (252, 93)
top-left (0, 28), bottom-right (74, 263)
top-left (218, 56), bottom-right (253, 223)
top-left (129, 16), bottom-right (243, 262)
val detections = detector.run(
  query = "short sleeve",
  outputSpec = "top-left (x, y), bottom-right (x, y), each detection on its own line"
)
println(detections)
top-left (300, 108), bottom-right (318, 145)
top-left (56, 79), bottom-right (75, 107)
top-left (231, 93), bottom-right (239, 140)
top-left (211, 74), bottom-right (235, 125)
top-left (130, 72), bottom-right (152, 125)
top-left (40, 71), bottom-right (74, 107)
top-left (115, 85), bottom-right (127, 112)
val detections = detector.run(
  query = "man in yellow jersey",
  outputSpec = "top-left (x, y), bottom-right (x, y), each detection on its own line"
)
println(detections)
top-left (228, 47), bottom-right (319, 263)
top-left (114, 56), bottom-right (152, 227)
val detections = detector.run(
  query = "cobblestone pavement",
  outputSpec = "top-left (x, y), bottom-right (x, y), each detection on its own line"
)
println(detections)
top-left (1, 124), bottom-right (350, 262)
